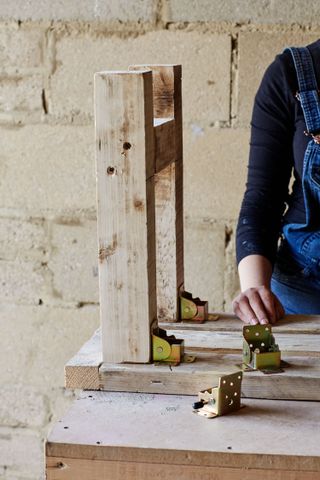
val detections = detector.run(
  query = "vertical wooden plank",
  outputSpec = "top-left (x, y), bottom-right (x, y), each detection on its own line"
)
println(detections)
top-left (129, 65), bottom-right (184, 322)
top-left (173, 66), bottom-right (184, 318)
top-left (94, 70), bottom-right (157, 363)
top-left (154, 163), bottom-right (177, 319)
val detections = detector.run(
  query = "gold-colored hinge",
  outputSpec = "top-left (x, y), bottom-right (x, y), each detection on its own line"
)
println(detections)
top-left (193, 371), bottom-right (243, 419)
top-left (242, 324), bottom-right (282, 373)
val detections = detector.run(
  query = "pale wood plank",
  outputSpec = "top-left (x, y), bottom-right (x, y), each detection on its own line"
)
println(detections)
top-left (162, 313), bottom-right (320, 333)
top-left (64, 322), bottom-right (320, 399)
top-left (46, 457), bottom-right (320, 480)
top-left (129, 64), bottom-right (184, 322)
top-left (167, 330), bottom-right (320, 353)
top-left (154, 162), bottom-right (177, 320)
top-left (94, 70), bottom-right (157, 363)
top-left (46, 392), bottom-right (320, 472)
top-left (99, 352), bottom-right (320, 399)
top-left (65, 329), bottom-right (102, 390)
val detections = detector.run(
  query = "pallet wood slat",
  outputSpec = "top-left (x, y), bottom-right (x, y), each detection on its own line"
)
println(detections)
top-left (161, 313), bottom-right (320, 333)
top-left (65, 321), bottom-right (320, 400)
top-left (129, 64), bottom-right (184, 322)
top-left (65, 329), bottom-right (102, 390)
top-left (99, 353), bottom-right (320, 400)
top-left (94, 70), bottom-right (157, 363)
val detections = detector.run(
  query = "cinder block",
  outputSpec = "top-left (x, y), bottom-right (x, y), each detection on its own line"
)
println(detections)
top-left (0, 259), bottom-right (46, 305)
top-left (184, 218), bottom-right (225, 311)
top-left (165, 0), bottom-right (269, 23)
top-left (0, 0), bottom-right (156, 22)
top-left (50, 31), bottom-right (231, 123)
top-left (0, 426), bottom-right (43, 477)
top-left (0, 303), bottom-right (99, 387)
top-left (0, 125), bottom-right (95, 213)
top-left (265, 0), bottom-right (320, 24)
top-left (0, 75), bottom-right (43, 113)
top-left (237, 32), bottom-right (319, 126)
top-left (0, 216), bottom-right (47, 262)
top-left (48, 218), bottom-right (99, 303)
top-left (0, 25), bottom-right (44, 71)
top-left (223, 222), bottom-right (240, 313)
top-left (0, 385), bottom-right (48, 428)
top-left (184, 126), bottom-right (249, 221)
top-left (165, 0), bottom-right (320, 24)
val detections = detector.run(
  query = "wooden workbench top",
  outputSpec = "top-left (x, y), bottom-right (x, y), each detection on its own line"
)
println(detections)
top-left (46, 391), bottom-right (320, 479)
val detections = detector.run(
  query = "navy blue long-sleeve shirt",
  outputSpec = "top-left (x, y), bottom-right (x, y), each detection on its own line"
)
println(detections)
top-left (236, 37), bottom-right (320, 266)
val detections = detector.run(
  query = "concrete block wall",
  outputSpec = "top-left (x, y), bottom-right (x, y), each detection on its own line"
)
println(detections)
top-left (0, 1), bottom-right (318, 477)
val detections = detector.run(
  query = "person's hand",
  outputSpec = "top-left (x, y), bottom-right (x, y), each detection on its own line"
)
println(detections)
top-left (232, 285), bottom-right (285, 324)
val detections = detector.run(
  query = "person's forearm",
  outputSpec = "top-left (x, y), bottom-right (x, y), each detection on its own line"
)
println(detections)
top-left (238, 254), bottom-right (273, 291)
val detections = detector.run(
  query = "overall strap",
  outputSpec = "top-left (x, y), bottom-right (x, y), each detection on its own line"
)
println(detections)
top-left (283, 46), bottom-right (320, 134)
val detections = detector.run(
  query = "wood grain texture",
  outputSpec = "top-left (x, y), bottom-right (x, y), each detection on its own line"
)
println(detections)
top-left (46, 392), bottom-right (320, 478)
top-left (162, 313), bottom-right (320, 333)
top-left (94, 70), bottom-right (157, 363)
top-left (64, 317), bottom-right (320, 399)
top-left (65, 329), bottom-right (102, 390)
top-left (154, 162), bottom-right (177, 320)
top-left (154, 117), bottom-right (175, 172)
top-left (46, 457), bottom-right (320, 480)
top-left (99, 352), bottom-right (320, 399)
top-left (130, 65), bottom-right (184, 322)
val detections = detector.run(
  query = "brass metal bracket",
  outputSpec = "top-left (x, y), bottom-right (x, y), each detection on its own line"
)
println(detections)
top-left (193, 371), bottom-right (243, 419)
top-left (152, 327), bottom-right (184, 365)
top-left (242, 325), bottom-right (282, 372)
top-left (179, 289), bottom-right (208, 323)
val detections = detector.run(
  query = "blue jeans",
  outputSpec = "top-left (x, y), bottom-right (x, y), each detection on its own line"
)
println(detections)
top-left (271, 241), bottom-right (320, 314)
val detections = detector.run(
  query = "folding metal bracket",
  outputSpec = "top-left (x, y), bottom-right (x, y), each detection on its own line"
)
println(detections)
top-left (179, 289), bottom-right (208, 323)
top-left (152, 327), bottom-right (184, 365)
top-left (193, 371), bottom-right (243, 418)
top-left (242, 325), bottom-right (281, 372)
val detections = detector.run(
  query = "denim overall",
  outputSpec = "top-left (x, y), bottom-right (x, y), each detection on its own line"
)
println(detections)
top-left (271, 46), bottom-right (320, 314)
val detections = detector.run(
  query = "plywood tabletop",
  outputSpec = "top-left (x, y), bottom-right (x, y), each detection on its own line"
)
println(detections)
top-left (47, 391), bottom-right (320, 473)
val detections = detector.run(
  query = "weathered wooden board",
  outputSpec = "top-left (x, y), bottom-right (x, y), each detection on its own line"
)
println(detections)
top-left (99, 352), bottom-right (320, 400)
top-left (46, 391), bottom-right (320, 479)
top-left (65, 315), bottom-right (320, 400)
top-left (162, 313), bottom-right (320, 333)
top-left (129, 64), bottom-right (184, 322)
top-left (95, 70), bottom-right (157, 363)
top-left (65, 329), bottom-right (102, 390)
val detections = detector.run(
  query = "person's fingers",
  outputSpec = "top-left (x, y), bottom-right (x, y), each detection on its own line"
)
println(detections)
top-left (232, 297), bottom-right (257, 324)
top-left (259, 286), bottom-right (277, 323)
top-left (233, 287), bottom-right (284, 325)
top-left (247, 290), bottom-right (271, 324)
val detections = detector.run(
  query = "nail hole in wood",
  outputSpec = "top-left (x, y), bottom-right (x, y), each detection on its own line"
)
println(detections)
top-left (107, 167), bottom-right (115, 175)
top-left (123, 142), bottom-right (131, 150)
